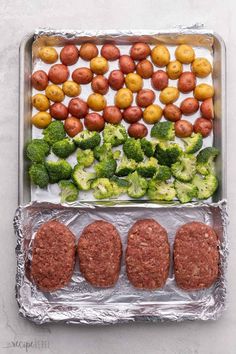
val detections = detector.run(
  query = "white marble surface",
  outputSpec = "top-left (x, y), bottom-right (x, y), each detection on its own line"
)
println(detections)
top-left (0, 0), bottom-right (235, 353)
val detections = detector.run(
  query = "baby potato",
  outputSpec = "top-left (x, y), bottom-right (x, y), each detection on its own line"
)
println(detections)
top-left (101, 44), bottom-right (120, 61)
top-left (194, 84), bottom-right (214, 101)
top-left (31, 70), bottom-right (48, 91)
top-left (87, 93), bottom-right (107, 111)
top-left (159, 87), bottom-right (180, 104)
top-left (62, 81), bottom-right (81, 97)
top-left (32, 112), bottom-right (52, 129)
top-left (108, 70), bottom-right (125, 90)
top-left (175, 120), bottom-right (193, 138)
top-left (194, 117), bottom-right (213, 137)
top-left (143, 104), bottom-right (163, 124)
top-left (136, 59), bottom-right (154, 79)
top-left (32, 94), bottom-right (50, 111)
top-left (200, 98), bottom-right (214, 119)
top-left (103, 106), bottom-right (122, 124)
top-left (151, 45), bottom-right (170, 67)
top-left (45, 85), bottom-right (65, 102)
top-left (72, 67), bottom-right (93, 85)
top-left (136, 89), bottom-right (155, 108)
top-left (191, 57), bottom-right (212, 78)
top-left (125, 73), bottom-right (143, 92)
top-left (91, 75), bottom-right (109, 95)
top-left (151, 70), bottom-right (169, 91)
top-left (115, 88), bottom-right (133, 109)
top-left (175, 44), bottom-right (195, 64)
top-left (50, 102), bottom-right (68, 120)
top-left (130, 43), bottom-right (151, 60)
top-left (123, 106), bottom-right (142, 123)
top-left (85, 113), bottom-right (105, 132)
top-left (60, 45), bottom-right (79, 66)
top-left (64, 117), bottom-right (83, 137)
top-left (166, 60), bottom-right (183, 80)
top-left (180, 97), bottom-right (199, 116)
top-left (48, 64), bottom-right (69, 84)
top-left (68, 98), bottom-right (88, 118)
top-left (163, 104), bottom-right (182, 122)
top-left (178, 72), bottom-right (196, 93)
top-left (90, 56), bottom-right (109, 75)
top-left (119, 55), bottom-right (135, 74)
top-left (80, 43), bottom-right (98, 61)
top-left (38, 46), bottom-right (58, 64)
top-left (128, 123), bottom-right (148, 138)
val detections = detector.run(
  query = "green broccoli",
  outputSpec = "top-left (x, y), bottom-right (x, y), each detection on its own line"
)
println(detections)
top-left (110, 176), bottom-right (130, 197)
top-left (52, 138), bottom-right (76, 158)
top-left (171, 154), bottom-right (196, 182)
top-left (155, 142), bottom-right (183, 166)
top-left (29, 163), bottom-right (49, 188)
top-left (126, 171), bottom-right (148, 199)
top-left (151, 121), bottom-right (175, 141)
top-left (91, 178), bottom-right (113, 199)
top-left (72, 164), bottom-right (96, 191)
top-left (137, 157), bottom-right (158, 178)
top-left (140, 138), bottom-right (156, 157)
top-left (174, 180), bottom-right (198, 203)
top-left (95, 158), bottom-right (117, 178)
top-left (147, 179), bottom-right (176, 201)
top-left (123, 138), bottom-right (144, 162)
top-left (43, 121), bottom-right (66, 146)
top-left (26, 139), bottom-right (50, 163)
top-left (103, 123), bottom-right (127, 147)
top-left (182, 133), bottom-right (203, 154)
top-left (155, 165), bottom-right (172, 181)
top-left (113, 150), bottom-right (121, 160)
top-left (45, 160), bottom-right (72, 183)
top-left (196, 147), bottom-right (219, 175)
top-left (192, 174), bottom-right (218, 199)
top-left (94, 143), bottom-right (113, 161)
top-left (58, 180), bottom-right (78, 203)
top-left (77, 148), bottom-right (94, 167)
top-left (115, 156), bottom-right (137, 177)
top-left (73, 130), bottom-right (101, 150)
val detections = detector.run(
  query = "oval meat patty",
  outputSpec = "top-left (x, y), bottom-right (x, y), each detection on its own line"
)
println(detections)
top-left (126, 219), bottom-right (170, 289)
top-left (174, 222), bottom-right (219, 290)
top-left (78, 221), bottom-right (122, 287)
top-left (31, 220), bottom-right (76, 292)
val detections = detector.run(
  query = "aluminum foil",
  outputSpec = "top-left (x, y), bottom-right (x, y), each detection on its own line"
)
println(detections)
top-left (14, 200), bottom-right (228, 325)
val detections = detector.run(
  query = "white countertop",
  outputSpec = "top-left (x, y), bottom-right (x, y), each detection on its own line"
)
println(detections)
top-left (0, 0), bottom-right (235, 353)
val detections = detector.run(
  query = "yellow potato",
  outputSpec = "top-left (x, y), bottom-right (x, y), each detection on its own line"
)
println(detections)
top-left (191, 58), bottom-right (212, 78)
top-left (38, 46), bottom-right (58, 64)
top-left (87, 93), bottom-right (107, 111)
top-left (45, 84), bottom-right (65, 102)
top-left (62, 81), bottom-right (81, 97)
top-left (115, 88), bottom-right (133, 109)
top-left (175, 44), bottom-right (195, 64)
top-left (32, 112), bottom-right (52, 129)
top-left (143, 104), bottom-right (163, 124)
top-left (32, 94), bottom-right (50, 111)
top-left (194, 84), bottom-right (214, 101)
top-left (166, 60), bottom-right (183, 80)
top-left (151, 45), bottom-right (170, 67)
top-left (125, 73), bottom-right (143, 92)
top-left (159, 87), bottom-right (180, 104)
top-left (90, 56), bottom-right (109, 75)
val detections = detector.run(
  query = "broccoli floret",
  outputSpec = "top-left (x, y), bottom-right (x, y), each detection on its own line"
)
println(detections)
top-left (137, 157), bottom-right (158, 178)
top-left (91, 178), bottom-right (113, 199)
top-left (126, 171), bottom-right (148, 199)
top-left (94, 143), bottom-right (113, 161)
top-left (111, 176), bottom-right (130, 197)
top-left (115, 156), bottom-right (137, 177)
top-left (45, 160), bottom-right (72, 183)
top-left (123, 138), bottom-right (144, 162)
top-left (74, 130), bottom-right (101, 150)
top-left (155, 142), bottom-right (183, 166)
top-left (174, 180), bottom-right (198, 203)
top-left (43, 121), bottom-right (66, 146)
top-left (151, 121), bottom-right (175, 141)
top-left (147, 179), bottom-right (176, 201)
top-left (95, 158), bottom-right (117, 178)
top-left (141, 138), bottom-right (156, 157)
top-left (77, 148), bottom-right (94, 167)
top-left (72, 165), bottom-right (96, 191)
top-left (182, 133), bottom-right (203, 154)
top-left (113, 150), bottom-right (121, 160)
top-left (52, 138), bottom-right (76, 158)
top-left (192, 174), bottom-right (218, 199)
top-left (171, 154), bottom-right (196, 182)
top-left (103, 123), bottom-right (127, 147)
top-left (29, 163), bottom-right (49, 188)
top-left (196, 147), bottom-right (219, 175)
top-left (26, 139), bottom-right (50, 163)
top-left (155, 165), bottom-right (172, 181)
top-left (58, 180), bottom-right (78, 203)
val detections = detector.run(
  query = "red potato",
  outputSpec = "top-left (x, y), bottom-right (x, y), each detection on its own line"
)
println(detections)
top-left (136, 89), bottom-right (155, 107)
top-left (200, 98), bottom-right (214, 119)
top-left (49, 103), bottom-right (68, 120)
top-left (103, 106), bottom-right (122, 124)
top-left (108, 70), bottom-right (125, 90)
top-left (128, 123), bottom-right (148, 138)
top-left (101, 44), bottom-right (120, 61)
top-left (136, 59), bottom-right (154, 79)
top-left (163, 104), bottom-right (182, 122)
top-left (68, 98), bottom-right (88, 118)
top-left (48, 64), bottom-right (69, 84)
top-left (91, 75), bottom-right (109, 95)
top-left (72, 67), bottom-right (93, 85)
top-left (31, 70), bottom-right (48, 91)
top-left (84, 113), bottom-right (105, 132)
top-left (64, 117), bottom-right (83, 137)
top-left (119, 55), bottom-right (135, 74)
top-left (123, 106), bottom-right (142, 123)
top-left (175, 120), bottom-right (193, 138)
top-left (79, 43), bottom-right (98, 61)
top-left (130, 43), bottom-right (151, 60)
top-left (178, 72), bottom-right (196, 93)
top-left (194, 118), bottom-right (213, 137)
top-left (180, 97), bottom-right (199, 116)
top-left (60, 45), bottom-right (79, 66)
top-left (151, 70), bottom-right (169, 91)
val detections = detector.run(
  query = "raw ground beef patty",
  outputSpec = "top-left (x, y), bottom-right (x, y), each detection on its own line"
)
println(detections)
top-left (125, 219), bottom-right (170, 289)
top-left (31, 220), bottom-right (76, 292)
top-left (174, 221), bottom-right (219, 290)
top-left (77, 220), bottom-right (122, 287)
